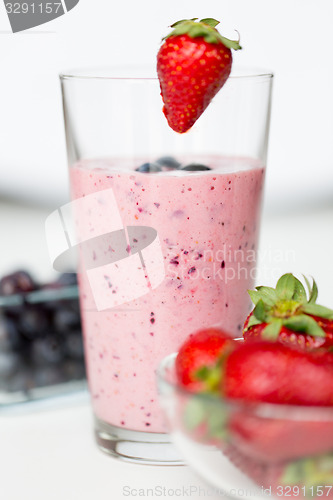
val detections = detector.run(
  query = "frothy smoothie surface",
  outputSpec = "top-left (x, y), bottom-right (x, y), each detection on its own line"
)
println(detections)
top-left (70, 156), bottom-right (265, 432)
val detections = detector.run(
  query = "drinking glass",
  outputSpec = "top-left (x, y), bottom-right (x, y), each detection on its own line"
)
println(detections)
top-left (59, 67), bottom-right (273, 464)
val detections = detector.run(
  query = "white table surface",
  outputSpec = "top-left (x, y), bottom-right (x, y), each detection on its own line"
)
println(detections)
top-left (2, 396), bottom-right (231, 500)
top-left (0, 197), bottom-right (332, 500)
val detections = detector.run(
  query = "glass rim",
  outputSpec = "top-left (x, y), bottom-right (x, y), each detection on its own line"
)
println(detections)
top-left (156, 352), bottom-right (333, 421)
top-left (59, 66), bottom-right (274, 82)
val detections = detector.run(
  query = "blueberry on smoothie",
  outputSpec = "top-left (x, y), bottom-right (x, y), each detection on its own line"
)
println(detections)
top-left (155, 156), bottom-right (181, 169)
top-left (181, 163), bottom-right (211, 171)
top-left (135, 162), bottom-right (162, 173)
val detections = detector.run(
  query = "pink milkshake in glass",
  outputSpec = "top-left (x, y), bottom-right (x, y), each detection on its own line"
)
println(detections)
top-left (60, 68), bottom-right (273, 464)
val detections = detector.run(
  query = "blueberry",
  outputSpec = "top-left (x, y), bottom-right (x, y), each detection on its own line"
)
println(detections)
top-left (1, 316), bottom-right (25, 350)
top-left (181, 163), bottom-right (211, 171)
top-left (0, 351), bottom-right (20, 378)
top-left (54, 304), bottom-right (80, 332)
top-left (0, 270), bottom-right (36, 296)
top-left (56, 272), bottom-right (78, 287)
top-left (62, 359), bottom-right (86, 380)
top-left (135, 162), bottom-right (162, 173)
top-left (6, 367), bottom-right (33, 393)
top-left (31, 334), bottom-right (65, 365)
top-left (64, 330), bottom-right (84, 360)
top-left (19, 306), bottom-right (50, 340)
top-left (33, 365), bottom-right (64, 387)
top-left (155, 156), bottom-right (181, 169)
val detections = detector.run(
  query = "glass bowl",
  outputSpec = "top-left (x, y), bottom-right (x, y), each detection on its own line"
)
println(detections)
top-left (157, 353), bottom-right (333, 500)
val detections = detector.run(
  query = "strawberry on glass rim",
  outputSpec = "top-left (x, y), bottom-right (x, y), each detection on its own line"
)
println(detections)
top-left (243, 273), bottom-right (333, 349)
top-left (156, 18), bottom-right (241, 133)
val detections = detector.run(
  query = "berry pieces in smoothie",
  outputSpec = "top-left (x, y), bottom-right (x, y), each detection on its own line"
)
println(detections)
top-left (70, 155), bottom-right (265, 431)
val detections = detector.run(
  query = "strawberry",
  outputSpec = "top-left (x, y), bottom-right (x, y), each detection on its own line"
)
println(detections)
top-left (243, 273), bottom-right (333, 350)
top-left (175, 327), bottom-right (235, 392)
top-left (224, 340), bottom-right (333, 406)
top-left (228, 409), bottom-right (333, 463)
top-left (223, 341), bottom-right (333, 464)
top-left (156, 18), bottom-right (241, 133)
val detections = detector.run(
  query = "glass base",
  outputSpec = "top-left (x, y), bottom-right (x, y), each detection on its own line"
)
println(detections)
top-left (94, 417), bottom-right (184, 465)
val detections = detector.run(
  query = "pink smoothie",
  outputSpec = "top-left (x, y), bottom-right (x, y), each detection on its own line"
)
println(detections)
top-left (69, 156), bottom-right (265, 432)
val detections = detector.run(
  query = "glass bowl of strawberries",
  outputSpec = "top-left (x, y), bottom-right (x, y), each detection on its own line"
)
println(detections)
top-left (157, 274), bottom-right (333, 499)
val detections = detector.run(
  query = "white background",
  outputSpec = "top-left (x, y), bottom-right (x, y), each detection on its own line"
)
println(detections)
top-left (0, 0), bottom-right (332, 209)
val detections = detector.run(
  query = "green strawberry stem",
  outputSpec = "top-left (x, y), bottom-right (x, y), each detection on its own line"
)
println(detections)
top-left (281, 452), bottom-right (333, 492)
top-left (164, 18), bottom-right (242, 50)
top-left (196, 364), bottom-right (221, 393)
top-left (194, 342), bottom-right (235, 393)
top-left (246, 274), bottom-right (333, 340)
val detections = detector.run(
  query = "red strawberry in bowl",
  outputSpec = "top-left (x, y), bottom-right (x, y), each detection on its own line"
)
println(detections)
top-left (224, 340), bottom-right (333, 406)
top-left (243, 273), bottom-right (333, 349)
top-left (175, 327), bottom-right (236, 392)
top-left (174, 327), bottom-right (237, 449)
top-left (157, 18), bottom-right (241, 133)
top-left (158, 298), bottom-right (333, 495)
top-left (224, 341), bottom-right (333, 463)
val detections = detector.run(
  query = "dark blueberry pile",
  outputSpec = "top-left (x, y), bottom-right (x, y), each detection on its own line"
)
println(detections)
top-left (0, 270), bottom-right (85, 396)
top-left (135, 156), bottom-right (211, 173)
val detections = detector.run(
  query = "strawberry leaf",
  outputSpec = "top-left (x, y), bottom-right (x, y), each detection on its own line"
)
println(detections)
top-left (303, 275), bottom-right (311, 296)
top-left (170, 18), bottom-right (198, 27)
top-left (164, 19), bottom-right (242, 49)
top-left (246, 314), bottom-right (264, 329)
top-left (276, 273), bottom-right (296, 300)
top-left (219, 35), bottom-right (242, 50)
top-left (283, 314), bottom-right (326, 337)
top-left (195, 364), bottom-right (221, 392)
top-left (254, 286), bottom-right (278, 306)
top-left (309, 278), bottom-right (318, 303)
top-left (195, 366), bottom-right (210, 381)
top-left (292, 277), bottom-right (307, 303)
top-left (252, 299), bottom-right (267, 322)
top-left (248, 289), bottom-right (263, 305)
top-left (303, 275), bottom-right (318, 303)
top-left (281, 453), bottom-right (333, 491)
top-left (301, 302), bottom-right (333, 319)
top-left (200, 18), bottom-right (220, 28)
top-left (172, 22), bottom-right (193, 36)
top-left (262, 320), bottom-right (283, 340)
top-left (188, 25), bottom-right (209, 38)
top-left (204, 33), bottom-right (220, 44)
